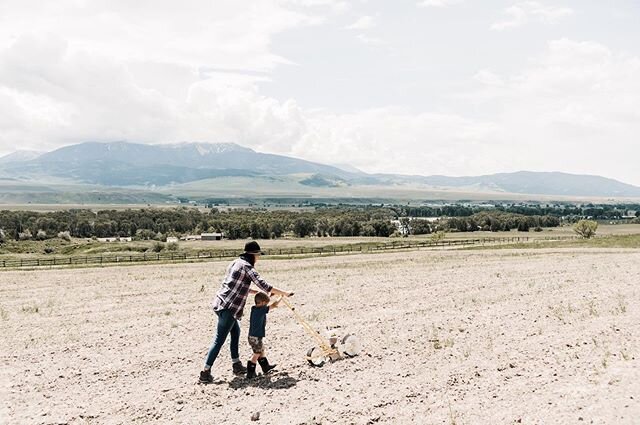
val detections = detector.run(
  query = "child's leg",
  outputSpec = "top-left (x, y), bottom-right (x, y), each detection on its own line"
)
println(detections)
top-left (248, 336), bottom-right (263, 363)
top-left (257, 345), bottom-right (276, 373)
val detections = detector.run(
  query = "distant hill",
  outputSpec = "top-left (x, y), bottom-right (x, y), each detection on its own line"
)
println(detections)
top-left (0, 141), bottom-right (639, 199)
top-left (0, 150), bottom-right (43, 164)
top-left (374, 171), bottom-right (640, 197)
top-left (0, 141), bottom-right (353, 186)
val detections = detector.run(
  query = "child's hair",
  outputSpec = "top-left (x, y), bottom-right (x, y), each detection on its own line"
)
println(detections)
top-left (255, 292), bottom-right (270, 305)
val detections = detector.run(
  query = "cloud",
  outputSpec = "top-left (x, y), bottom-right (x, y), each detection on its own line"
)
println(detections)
top-left (345, 15), bottom-right (376, 30)
top-left (355, 34), bottom-right (385, 46)
top-left (417, 0), bottom-right (463, 8)
top-left (0, 0), bottom-right (339, 152)
top-left (459, 39), bottom-right (640, 181)
top-left (491, 1), bottom-right (573, 30)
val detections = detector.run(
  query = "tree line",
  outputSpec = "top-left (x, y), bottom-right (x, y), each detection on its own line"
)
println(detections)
top-left (0, 207), bottom-right (397, 241)
top-left (1, 202), bottom-right (633, 242)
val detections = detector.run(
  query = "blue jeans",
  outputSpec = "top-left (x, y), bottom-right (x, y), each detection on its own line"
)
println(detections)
top-left (204, 309), bottom-right (240, 368)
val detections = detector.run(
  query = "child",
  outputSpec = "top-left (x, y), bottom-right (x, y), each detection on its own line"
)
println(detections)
top-left (246, 292), bottom-right (279, 379)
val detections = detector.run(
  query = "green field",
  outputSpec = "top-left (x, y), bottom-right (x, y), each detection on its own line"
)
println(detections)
top-left (1, 224), bottom-right (638, 265)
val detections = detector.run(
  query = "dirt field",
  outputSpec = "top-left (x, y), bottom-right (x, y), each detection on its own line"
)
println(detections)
top-left (1, 248), bottom-right (639, 424)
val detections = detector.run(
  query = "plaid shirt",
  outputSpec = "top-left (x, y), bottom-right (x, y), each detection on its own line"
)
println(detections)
top-left (212, 258), bottom-right (273, 319)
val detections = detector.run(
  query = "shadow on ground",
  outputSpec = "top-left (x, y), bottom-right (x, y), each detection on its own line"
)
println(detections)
top-left (228, 371), bottom-right (299, 390)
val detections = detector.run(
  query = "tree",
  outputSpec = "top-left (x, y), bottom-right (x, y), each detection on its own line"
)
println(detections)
top-left (410, 219), bottom-right (432, 235)
top-left (517, 218), bottom-right (530, 232)
top-left (573, 219), bottom-right (598, 239)
top-left (0, 228), bottom-right (5, 244)
top-left (293, 217), bottom-right (315, 238)
top-left (36, 229), bottom-right (47, 240)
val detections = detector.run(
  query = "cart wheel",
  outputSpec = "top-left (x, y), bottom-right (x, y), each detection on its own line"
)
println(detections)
top-left (341, 334), bottom-right (361, 357)
top-left (306, 346), bottom-right (328, 367)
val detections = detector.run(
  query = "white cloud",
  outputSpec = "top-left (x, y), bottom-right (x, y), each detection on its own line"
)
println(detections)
top-left (0, 0), bottom-right (339, 152)
top-left (492, 1), bottom-right (573, 30)
top-left (355, 34), bottom-right (385, 46)
top-left (460, 39), bottom-right (640, 181)
top-left (346, 15), bottom-right (376, 30)
top-left (417, 0), bottom-right (463, 8)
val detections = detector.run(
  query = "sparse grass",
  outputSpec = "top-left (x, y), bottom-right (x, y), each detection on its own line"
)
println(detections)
top-left (615, 293), bottom-right (627, 314)
top-left (448, 401), bottom-right (459, 425)
top-left (0, 305), bottom-right (8, 320)
top-left (602, 350), bottom-right (611, 368)
top-left (21, 304), bottom-right (40, 314)
top-left (462, 346), bottom-right (471, 358)
top-left (465, 234), bottom-right (640, 250)
top-left (306, 311), bottom-right (321, 322)
top-left (549, 303), bottom-right (574, 324)
top-left (323, 292), bottom-right (345, 303)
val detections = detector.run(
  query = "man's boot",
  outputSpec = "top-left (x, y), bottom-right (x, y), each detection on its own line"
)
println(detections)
top-left (233, 361), bottom-right (247, 375)
top-left (258, 357), bottom-right (277, 374)
top-left (246, 361), bottom-right (257, 379)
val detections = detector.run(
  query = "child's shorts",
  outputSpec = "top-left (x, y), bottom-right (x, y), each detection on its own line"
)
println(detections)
top-left (248, 336), bottom-right (264, 353)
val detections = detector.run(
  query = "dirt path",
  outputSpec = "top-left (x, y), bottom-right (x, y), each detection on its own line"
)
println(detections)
top-left (1, 249), bottom-right (639, 424)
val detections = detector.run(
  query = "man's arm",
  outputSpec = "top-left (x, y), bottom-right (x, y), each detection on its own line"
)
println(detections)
top-left (246, 266), bottom-right (293, 297)
top-left (270, 288), bottom-right (294, 297)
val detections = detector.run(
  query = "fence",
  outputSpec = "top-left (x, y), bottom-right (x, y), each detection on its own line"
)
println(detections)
top-left (1, 235), bottom-right (585, 270)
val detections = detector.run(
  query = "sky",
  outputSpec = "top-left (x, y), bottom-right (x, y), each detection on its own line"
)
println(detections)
top-left (0, 0), bottom-right (639, 184)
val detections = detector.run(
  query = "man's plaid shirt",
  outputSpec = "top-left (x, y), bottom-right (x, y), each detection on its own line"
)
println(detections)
top-left (213, 258), bottom-right (273, 319)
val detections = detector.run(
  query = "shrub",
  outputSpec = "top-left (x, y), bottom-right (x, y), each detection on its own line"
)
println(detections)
top-left (0, 229), bottom-right (5, 244)
top-left (573, 219), bottom-right (598, 239)
top-left (57, 231), bottom-right (71, 241)
top-left (36, 229), bottom-right (47, 240)
top-left (151, 241), bottom-right (165, 252)
top-left (43, 246), bottom-right (55, 254)
top-left (136, 229), bottom-right (156, 240)
top-left (430, 230), bottom-right (446, 243)
top-left (166, 241), bottom-right (179, 251)
top-left (18, 229), bottom-right (33, 241)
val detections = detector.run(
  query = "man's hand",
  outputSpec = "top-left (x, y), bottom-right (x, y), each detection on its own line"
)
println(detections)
top-left (270, 288), bottom-right (294, 298)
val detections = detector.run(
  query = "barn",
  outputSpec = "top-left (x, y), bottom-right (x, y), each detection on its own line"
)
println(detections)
top-left (201, 232), bottom-right (223, 241)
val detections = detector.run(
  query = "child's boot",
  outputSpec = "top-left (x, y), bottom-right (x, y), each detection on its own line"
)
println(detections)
top-left (258, 357), bottom-right (277, 374)
top-left (246, 361), bottom-right (257, 379)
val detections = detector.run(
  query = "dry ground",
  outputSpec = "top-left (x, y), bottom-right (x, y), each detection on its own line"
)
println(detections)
top-left (1, 248), bottom-right (639, 424)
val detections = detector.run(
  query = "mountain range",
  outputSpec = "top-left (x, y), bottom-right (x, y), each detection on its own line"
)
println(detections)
top-left (1, 141), bottom-right (639, 202)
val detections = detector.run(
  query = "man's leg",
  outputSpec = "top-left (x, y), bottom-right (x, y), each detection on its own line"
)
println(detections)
top-left (229, 317), bottom-right (241, 362)
top-left (229, 317), bottom-right (247, 374)
top-left (203, 310), bottom-right (235, 370)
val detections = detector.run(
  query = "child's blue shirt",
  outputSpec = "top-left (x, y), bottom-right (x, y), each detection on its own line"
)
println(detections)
top-left (249, 305), bottom-right (270, 338)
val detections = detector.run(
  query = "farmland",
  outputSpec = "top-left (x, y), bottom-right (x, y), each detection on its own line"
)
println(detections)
top-left (1, 247), bottom-right (639, 424)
